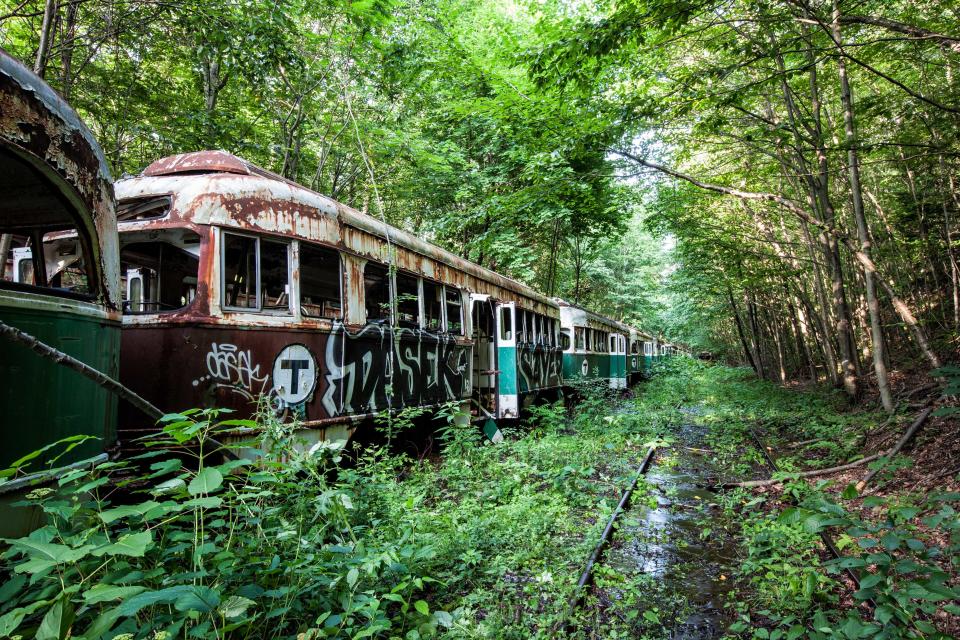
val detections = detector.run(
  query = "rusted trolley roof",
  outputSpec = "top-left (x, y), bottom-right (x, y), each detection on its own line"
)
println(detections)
top-left (117, 151), bottom-right (559, 313)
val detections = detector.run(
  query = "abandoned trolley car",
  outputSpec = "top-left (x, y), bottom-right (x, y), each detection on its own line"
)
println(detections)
top-left (0, 49), bottom-right (121, 532)
top-left (113, 151), bottom-right (564, 443)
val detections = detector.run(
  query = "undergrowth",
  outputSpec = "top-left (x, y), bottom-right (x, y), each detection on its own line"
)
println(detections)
top-left (0, 361), bottom-right (956, 639)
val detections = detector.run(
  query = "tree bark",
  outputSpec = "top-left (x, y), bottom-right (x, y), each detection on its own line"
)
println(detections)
top-left (832, 1), bottom-right (894, 412)
top-left (728, 286), bottom-right (759, 374)
top-left (33, 0), bottom-right (58, 78)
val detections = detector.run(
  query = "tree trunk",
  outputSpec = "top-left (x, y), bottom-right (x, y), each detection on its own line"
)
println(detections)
top-left (34, 0), bottom-right (58, 78)
top-left (729, 286), bottom-right (759, 374)
top-left (60, 0), bottom-right (78, 101)
top-left (832, 0), bottom-right (894, 412)
top-left (802, 34), bottom-right (859, 398)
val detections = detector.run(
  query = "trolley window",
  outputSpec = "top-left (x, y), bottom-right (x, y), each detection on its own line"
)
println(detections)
top-left (499, 305), bottom-right (513, 341)
top-left (561, 328), bottom-right (572, 351)
top-left (260, 239), bottom-right (290, 313)
top-left (121, 231), bottom-right (200, 313)
top-left (364, 262), bottom-right (390, 323)
top-left (300, 243), bottom-right (341, 319)
top-left (575, 327), bottom-right (585, 351)
top-left (446, 287), bottom-right (463, 335)
top-left (6, 234), bottom-right (92, 298)
top-left (395, 272), bottom-right (420, 328)
top-left (222, 233), bottom-right (258, 310)
top-left (423, 279), bottom-right (443, 332)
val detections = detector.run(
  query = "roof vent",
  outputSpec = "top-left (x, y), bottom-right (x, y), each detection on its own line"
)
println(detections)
top-left (142, 151), bottom-right (250, 177)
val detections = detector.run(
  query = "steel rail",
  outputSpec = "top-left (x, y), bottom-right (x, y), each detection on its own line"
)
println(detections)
top-left (556, 442), bottom-right (659, 632)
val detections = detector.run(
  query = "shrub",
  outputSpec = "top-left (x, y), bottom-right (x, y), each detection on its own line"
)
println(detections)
top-left (0, 409), bottom-right (448, 639)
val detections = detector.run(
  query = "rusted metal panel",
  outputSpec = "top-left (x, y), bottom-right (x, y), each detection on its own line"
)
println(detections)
top-left (143, 150), bottom-right (251, 177)
top-left (0, 49), bottom-right (119, 310)
top-left (556, 298), bottom-right (628, 334)
top-left (119, 323), bottom-right (473, 430)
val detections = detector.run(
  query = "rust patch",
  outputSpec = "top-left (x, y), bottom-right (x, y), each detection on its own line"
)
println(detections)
top-left (143, 150), bottom-right (250, 177)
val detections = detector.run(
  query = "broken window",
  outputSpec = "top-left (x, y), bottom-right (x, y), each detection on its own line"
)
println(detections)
top-left (222, 233), bottom-right (258, 309)
top-left (499, 305), bottom-right (513, 341)
top-left (7, 234), bottom-right (92, 297)
top-left (446, 287), bottom-right (463, 335)
top-left (423, 279), bottom-right (443, 332)
top-left (561, 329), bottom-right (572, 351)
top-left (644, 342), bottom-right (652, 356)
top-left (260, 239), bottom-right (290, 313)
top-left (117, 196), bottom-right (171, 222)
top-left (575, 327), bottom-right (585, 351)
top-left (395, 272), bottom-right (420, 328)
top-left (120, 231), bottom-right (200, 313)
top-left (300, 242), bottom-right (341, 319)
top-left (364, 262), bottom-right (390, 323)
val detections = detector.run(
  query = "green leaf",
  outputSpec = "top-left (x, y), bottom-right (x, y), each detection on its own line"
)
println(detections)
top-left (347, 568), bottom-right (359, 588)
top-left (151, 477), bottom-right (186, 495)
top-left (414, 600), bottom-right (430, 616)
top-left (82, 584), bottom-right (148, 605)
top-left (880, 532), bottom-right (900, 551)
top-left (188, 467), bottom-right (224, 495)
top-left (0, 607), bottom-right (27, 637)
top-left (184, 496), bottom-right (224, 509)
top-left (858, 574), bottom-right (883, 589)
top-left (116, 585), bottom-right (194, 616)
top-left (175, 586), bottom-right (221, 614)
top-left (220, 595), bottom-right (256, 619)
top-left (94, 531), bottom-right (152, 558)
top-left (99, 501), bottom-right (162, 524)
top-left (642, 610), bottom-right (660, 623)
top-left (36, 595), bottom-right (75, 640)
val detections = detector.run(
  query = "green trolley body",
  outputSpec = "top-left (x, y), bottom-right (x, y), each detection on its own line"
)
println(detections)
top-left (557, 300), bottom-right (627, 390)
top-left (0, 49), bottom-right (121, 533)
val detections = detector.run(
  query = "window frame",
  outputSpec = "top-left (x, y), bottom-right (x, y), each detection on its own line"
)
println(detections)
top-left (362, 260), bottom-right (392, 324)
top-left (221, 230), bottom-right (262, 312)
top-left (445, 285), bottom-right (464, 335)
top-left (298, 240), bottom-right (344, 320)
top-left (422, 278), bottom-right (445, 332)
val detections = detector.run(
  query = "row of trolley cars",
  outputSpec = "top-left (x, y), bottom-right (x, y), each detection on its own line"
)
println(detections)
top-left (0, 51), bottom-right (685, 528)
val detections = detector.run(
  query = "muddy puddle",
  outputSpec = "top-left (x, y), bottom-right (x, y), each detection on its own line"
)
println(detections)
top-left (606, 421), bottom-right (740, 639)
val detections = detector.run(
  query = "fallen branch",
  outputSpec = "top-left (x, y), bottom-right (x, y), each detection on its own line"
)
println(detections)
top-left (783, 437), bottom-right (825, 448)
top-left (727, 451), bottom-right (887, 488)
top-left (0, 320), bottom-right (239, 461)
top-left (0, 319), bottom-right (162, 420)
top-left (855, 407), bottom-right (933, 492)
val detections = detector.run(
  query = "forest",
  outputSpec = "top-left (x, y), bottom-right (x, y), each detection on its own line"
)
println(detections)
top-left (1, 0), bottom-right (959, 638)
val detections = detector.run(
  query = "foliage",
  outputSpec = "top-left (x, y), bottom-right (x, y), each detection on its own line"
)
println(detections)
top-left (0, 409), bottom-right (447, 639)
top-left (781, 492), bottom-right (960, 639)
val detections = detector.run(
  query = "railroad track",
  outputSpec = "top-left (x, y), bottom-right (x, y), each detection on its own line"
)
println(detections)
top-left (555, 441), bottom-right (661, 634)
top-left (558, 424), bottom-right (874, 636)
